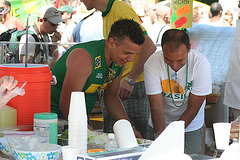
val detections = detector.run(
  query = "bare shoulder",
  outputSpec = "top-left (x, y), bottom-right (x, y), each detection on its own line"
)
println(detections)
top-left (66, 48), bottom-right (93, 73)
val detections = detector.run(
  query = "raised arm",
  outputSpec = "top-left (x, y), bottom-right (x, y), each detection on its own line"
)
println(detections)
top-left (127, 34), bottom-right (156, 81)
top-left (119, 34), bottom-right (156, 100)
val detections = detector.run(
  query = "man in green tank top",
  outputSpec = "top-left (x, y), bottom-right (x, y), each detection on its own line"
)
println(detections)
top-left (51, 19), bottom-right (145, 138)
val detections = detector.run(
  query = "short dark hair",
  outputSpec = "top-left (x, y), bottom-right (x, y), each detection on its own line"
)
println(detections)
top-left (210, 2), bottom-right (222, 17)
top-left (108, 18), bottom-right (145, 46)
top-left (5, 1), bottom-right (11, 8)
top-left (161, 29), bottom-right (190, 52)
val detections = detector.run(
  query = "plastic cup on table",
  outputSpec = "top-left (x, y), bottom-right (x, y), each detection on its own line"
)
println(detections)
top-left (68, 92), bottom-right (87, 122)
top-left (62, 146), bottom-right (82, 160)
top-left (113, 119), bottom-right (138, 149)
top-left (68, 128), bottom-right (87, 135)
top-left (213, 122), bottom-right (231, 150)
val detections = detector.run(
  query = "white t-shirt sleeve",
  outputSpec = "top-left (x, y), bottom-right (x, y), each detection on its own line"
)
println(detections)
top-left (19, 34), bottom-right (36, 57)
top-left (191, 52), bottom-right (212, 96)
top-left (144, 51), bottom-right (163, 95)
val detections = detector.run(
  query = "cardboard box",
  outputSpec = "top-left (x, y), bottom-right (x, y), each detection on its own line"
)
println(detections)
top-left (77, 147), bottom-right (146, 160)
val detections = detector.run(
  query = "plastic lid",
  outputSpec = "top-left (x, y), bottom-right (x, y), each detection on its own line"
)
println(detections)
top-left (88, 149), bottom-right (106, 153)
top-left (108, 133), bottom-right (115, 139)
top-left (34, 113), bottom-right (57, 119)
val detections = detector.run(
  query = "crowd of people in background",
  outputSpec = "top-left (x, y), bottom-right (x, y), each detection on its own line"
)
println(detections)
top-left (0, 1), bottom-right (237, 44)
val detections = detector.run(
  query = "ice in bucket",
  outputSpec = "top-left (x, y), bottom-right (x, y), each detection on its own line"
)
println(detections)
top-left (213, 122), bottom-right (231, 150)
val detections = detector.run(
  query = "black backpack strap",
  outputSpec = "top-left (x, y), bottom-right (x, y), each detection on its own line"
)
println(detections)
top-left (30, 33), bottom-right (43, 64)
top-left (0, 28), bottom-right (17, 41)
top-left (8, 28), bottom-right (34, 63)
top-left (32, 23), bottom-right (48, 63)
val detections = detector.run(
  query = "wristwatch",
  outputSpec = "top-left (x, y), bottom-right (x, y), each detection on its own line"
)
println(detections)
top-left (125, 77), bottom-right (135, 86)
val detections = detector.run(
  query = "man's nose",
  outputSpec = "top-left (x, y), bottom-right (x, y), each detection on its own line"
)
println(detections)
top-left (126, 54), bottom-right (135, 62)
top-left (171, 62), bottom-right (178, 71)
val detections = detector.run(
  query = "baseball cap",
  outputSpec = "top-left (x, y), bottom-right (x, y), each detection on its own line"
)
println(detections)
top-left (38, 5), bottom-right (63, 24)
top-left (58, 5), bottom-right (73, 14)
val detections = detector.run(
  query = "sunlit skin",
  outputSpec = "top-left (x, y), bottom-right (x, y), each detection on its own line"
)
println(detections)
top-left (163, 43), bottom-right (189, 72)
top-left (106, 36), bottom-right (142, 67)
top-left (41, 19), bottom-right (58, 34)
top-left (80, 0), bottom-right (95, 10)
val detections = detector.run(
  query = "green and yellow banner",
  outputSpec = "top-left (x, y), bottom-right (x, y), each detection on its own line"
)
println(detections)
top-left (170, 0), bottom-right (193, 29)
top-left (8, 0), bottom-right (51, 25)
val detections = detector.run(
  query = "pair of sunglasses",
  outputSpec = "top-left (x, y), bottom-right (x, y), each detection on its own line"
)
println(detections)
top-left (45, 19), bottom-right (59, 27)
top-left (0, 7), bottom-right (7, 14)
top-left (171, 72), bottom-right (180, 93)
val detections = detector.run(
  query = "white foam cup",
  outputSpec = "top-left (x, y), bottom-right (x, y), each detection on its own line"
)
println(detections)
top-left (113, 119), bottom-right (138, 149)
top-left (62, 146), bottom-right (81, 160)
top-left (213, 122), bottom-right (231, 150)
top-left (68, 92), bottom-right (87, 122)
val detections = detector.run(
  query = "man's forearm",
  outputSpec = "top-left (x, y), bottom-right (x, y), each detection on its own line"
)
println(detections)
top-left (151, 108), bottom-right (165, 136)
top-left (127, 35), bottom-right (156, 81)
top-left (178, 94), bottom-right (206, 128)
top-left (178, 106), bottom-right (199, 128)
top-left (104, 94), bottom-right (129, 121)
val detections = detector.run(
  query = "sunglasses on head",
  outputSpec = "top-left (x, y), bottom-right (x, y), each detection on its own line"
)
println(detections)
top-left (0, 8), bottom-right (7, 13)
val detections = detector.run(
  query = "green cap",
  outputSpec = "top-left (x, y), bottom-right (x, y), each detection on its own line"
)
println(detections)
top-left (58, 5), bottom-right (73, 14)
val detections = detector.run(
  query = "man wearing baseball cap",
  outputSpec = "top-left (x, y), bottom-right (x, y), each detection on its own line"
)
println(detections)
top-left (19, 5), bottom-right (63, 69)
top-left (58, 5), bottom-right (76, 56)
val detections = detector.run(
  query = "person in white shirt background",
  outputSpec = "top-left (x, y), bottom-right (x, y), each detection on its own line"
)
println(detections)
top-left (141, 2), bottom-right (157, 30)
top-left (147, 4), bottom-right (171, 51)
top-left (58, 5), bottom-right (76, 56)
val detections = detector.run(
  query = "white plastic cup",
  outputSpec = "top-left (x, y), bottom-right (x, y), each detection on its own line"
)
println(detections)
top-left (68, 127), bottom-right (87, 130)
top-left (68, 92), bottom-right (87, 122)
top-left (68, 132), bottom-right (87, 136)
top-left (68, 121), bottom-right (88, 125)
top-left (113, 119), bottom-right (138, 149)
top-left (213, 122), bottom-right (231, 150)
top-left (62, 146), bottom-right (81, 160)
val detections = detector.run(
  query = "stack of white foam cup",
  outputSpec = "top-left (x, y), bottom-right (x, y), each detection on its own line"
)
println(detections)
top-left (68, 91), bottom-right (88, 154)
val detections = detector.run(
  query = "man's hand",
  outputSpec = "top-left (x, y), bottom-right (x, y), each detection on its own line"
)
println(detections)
top-left (88, 124), bottom-right (94, 131)
top-left (133, 128), bottom-right (143, 139)
top-left (51, 31), bottom-right (61, 42)
top-left (118, 80), bottom-right (134, 100)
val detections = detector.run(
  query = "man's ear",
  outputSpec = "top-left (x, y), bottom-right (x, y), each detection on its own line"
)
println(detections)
top-left (108, 37), bottom-right (115, 48)
top-left (39, 18), bottom-right (44, 23)
top-left (68, 12), bottom-right (71, 18)
top-left (219, 10), bottom-right (223, 16)
top-left (188, 43), bottom-right (191, 52)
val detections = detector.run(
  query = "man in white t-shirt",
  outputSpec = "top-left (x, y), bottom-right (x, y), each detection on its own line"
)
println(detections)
top-left (144, 29), bottom-right (212, 154)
